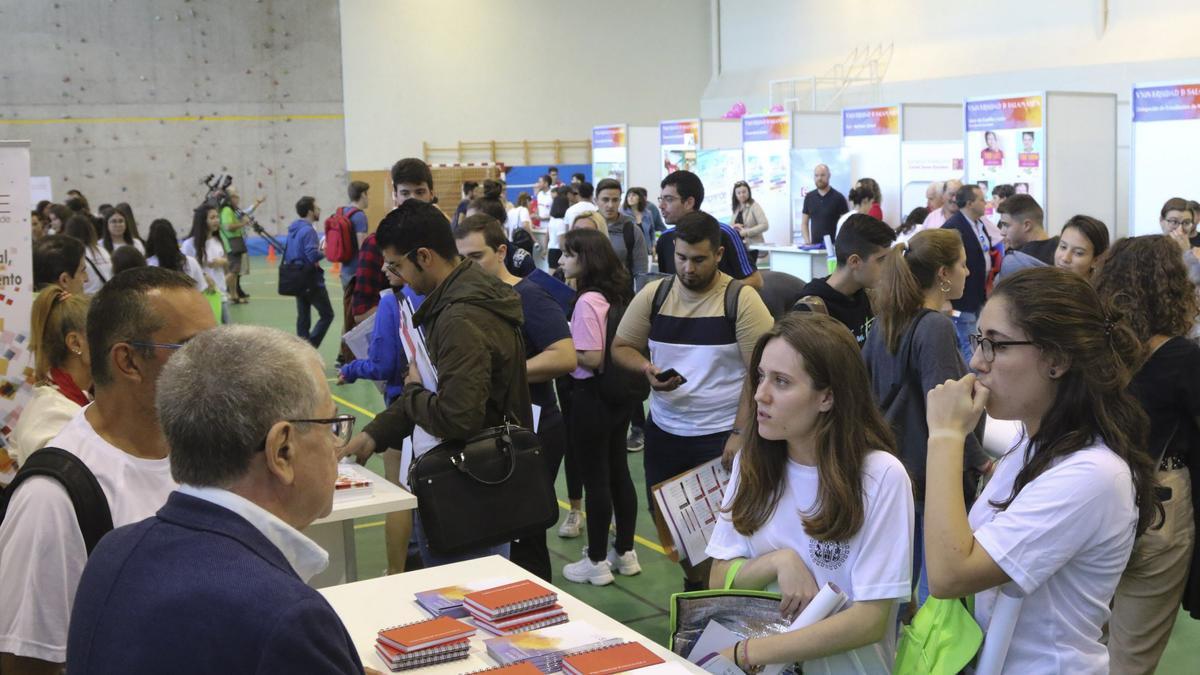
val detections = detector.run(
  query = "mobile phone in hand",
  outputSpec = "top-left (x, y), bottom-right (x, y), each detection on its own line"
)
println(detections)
top-left (655, 368), bottom-right (687, 384)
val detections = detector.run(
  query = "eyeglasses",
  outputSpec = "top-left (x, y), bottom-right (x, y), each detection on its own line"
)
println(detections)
top-left (128, 341), bottom-right (184, 351)
top-left (968, 333), bottom-right (1036, 363)
top-left (658, 195), bottom-right (680, 204)
top-left (1165, 218), bottom-right (1195, 229)
top-left (286, 415), bottom-right (356, 448)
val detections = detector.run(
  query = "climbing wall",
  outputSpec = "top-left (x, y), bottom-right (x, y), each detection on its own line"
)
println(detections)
top-left (0, 0), bottom-right (347, 235)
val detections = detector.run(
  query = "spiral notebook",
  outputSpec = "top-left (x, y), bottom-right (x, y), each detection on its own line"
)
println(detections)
top-left (374, 639), bottom-right (471, 672)
top-left (562, 642), bottom-right (664, 675)
top-left (475, 610), bottom-right (569, 636)
top-left (463, 580), bottom-right (558, 620)
top-left (463, 662), bottom-right (546, 675)
top-left (484, 622), bottom-right (622, 674)
top-left (376, 615), bottom-right (476, 653)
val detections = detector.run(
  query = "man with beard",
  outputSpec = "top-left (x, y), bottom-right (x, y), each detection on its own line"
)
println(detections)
top-left (799, 164), bottom-right (848, 245)
top-left (612, 211), bottom-right (773, 591)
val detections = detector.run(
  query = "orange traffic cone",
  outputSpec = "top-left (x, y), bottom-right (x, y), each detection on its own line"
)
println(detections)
top-left (267, 246), bottom-right (276, 265)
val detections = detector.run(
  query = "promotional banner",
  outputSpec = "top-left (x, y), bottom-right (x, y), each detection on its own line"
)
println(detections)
top-left (591, 124), bottom-right (628, 188)
top-left (900, 141), bottom-right (965, 219)
top-left (742, 113), bottom-right (791, 244)
top-left (964, 94), bottom-right (1044, 204)
top-left (660, 119), bottom-right (700, 178)
top-left (0, 141), bottom-right (35, 480)
top-left (694, 148), bottom-right (744, 225)
top-left (843, 105), bottom-right (901, 226)
top-left (1131, 81), bottom-right (1200, 235)
top-left (791, 148), bottom-right (852, 245)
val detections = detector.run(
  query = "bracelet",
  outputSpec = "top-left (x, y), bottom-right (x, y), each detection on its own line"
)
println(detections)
top-left (732, 641), bottom-right (742, 669)
top-left (741, 640), bottom-right (752, 670)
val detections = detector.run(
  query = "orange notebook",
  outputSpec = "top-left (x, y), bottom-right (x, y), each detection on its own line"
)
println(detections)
top-left (562, 642), bottom-right (664, 675)
top-left (376, 616), bottom-right (475, 653)
top-left (467, 663), bottom-right (546, 675)
top-left (463, 580), bottom-right (558, 619)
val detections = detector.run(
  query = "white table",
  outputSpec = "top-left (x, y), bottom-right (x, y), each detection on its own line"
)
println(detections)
top-left (320, 556), bottom-right (706, 675)
top-left (758, 245), bottom-right (831, 283)
top-left (304, 462), bottom-right (417, 588)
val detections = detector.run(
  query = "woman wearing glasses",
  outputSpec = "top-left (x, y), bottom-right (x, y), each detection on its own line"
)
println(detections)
top-left (862, 228), bottom-right (990, 605)
top-left (924, 267), bottom-right (1157, 673)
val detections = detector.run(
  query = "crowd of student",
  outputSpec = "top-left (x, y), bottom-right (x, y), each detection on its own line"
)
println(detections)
top-left (2, 153), bottom-right (1199, 674)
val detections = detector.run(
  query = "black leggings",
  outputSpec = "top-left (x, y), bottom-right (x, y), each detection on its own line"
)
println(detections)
top-left (570, 377), bottom-right (637, 562)
top-left (554, 377), bottom-right (584, 501)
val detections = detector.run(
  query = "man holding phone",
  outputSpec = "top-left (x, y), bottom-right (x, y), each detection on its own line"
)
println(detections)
top-left (612, 211), bottom-right (773, 592)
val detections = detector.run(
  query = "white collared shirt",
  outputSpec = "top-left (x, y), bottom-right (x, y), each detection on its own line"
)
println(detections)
top-left (177, 484), bottom-right (329, 583)
top-left (967, 215), bottom-right (992, 277)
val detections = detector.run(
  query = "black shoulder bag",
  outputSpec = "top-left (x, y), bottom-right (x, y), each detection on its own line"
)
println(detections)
top-left (277, 232), bottom-right (320, 297)
top-left (407, 328), bottom-right (558, 555)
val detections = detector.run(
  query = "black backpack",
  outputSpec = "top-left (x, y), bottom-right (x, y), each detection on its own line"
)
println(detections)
top-left (0, 447), bottom-right (113, 555)
top-left (596, 298), bottom-right (651, 407)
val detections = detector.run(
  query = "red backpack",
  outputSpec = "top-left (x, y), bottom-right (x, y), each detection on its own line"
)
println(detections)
top-left (324, 206), bottom-right (361, 263)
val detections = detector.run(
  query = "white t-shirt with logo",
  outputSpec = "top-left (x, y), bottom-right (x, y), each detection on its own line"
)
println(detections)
top-left (536, 189), bottom-right (553, 220)
top-left (968, 436), bottom-right (1137, 674)
top-left (0, 408), bottom-right (177, 662)
top-left (707, 451), bottom-right (914, 674)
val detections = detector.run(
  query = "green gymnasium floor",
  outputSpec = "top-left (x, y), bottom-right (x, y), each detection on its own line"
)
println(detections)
top-left (231, 259), bottom-right (1198, 671)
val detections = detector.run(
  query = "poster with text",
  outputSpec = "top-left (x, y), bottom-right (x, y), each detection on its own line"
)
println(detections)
top-left (843, 105), bottom-right (901, 225)
top-left (592, 124), bottom-right (628, 188)
top-left (0, 142), bottom-right (35, 481)
top-left (791, 148), bottom-right (852, 245)
top-left (742, 113), bottom-right (791, 244)
top-left (965, 94), bottom-right (1044, 204)
top-left (694, 148), bottom-right (744, 225)
top-left (900, 141), bottom-right (965, 219)
top-left (1131, 81), bottom-right (1200, 235)
top-left (661, 119), bottom-right (700, 179)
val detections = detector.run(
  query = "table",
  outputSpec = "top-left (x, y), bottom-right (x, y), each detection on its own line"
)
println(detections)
top-left (758, 245), bottom-right (831, 283)
top-left (304, 462), bottom-right (418, 588)
top-left (320, 556), bottom-right (706, 674)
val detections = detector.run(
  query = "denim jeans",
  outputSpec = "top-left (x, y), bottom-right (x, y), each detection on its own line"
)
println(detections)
top-left (951, 311), bottom-right (979, 366)
top-left (295, 283), bottom-right (334, 348)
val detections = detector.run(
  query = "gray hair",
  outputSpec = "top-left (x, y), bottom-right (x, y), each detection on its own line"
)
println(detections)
top-left (158, 325), bottom-right (326, 487)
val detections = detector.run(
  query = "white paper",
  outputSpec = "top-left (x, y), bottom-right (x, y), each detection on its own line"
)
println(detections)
top-left (975, 586), bottom-right (1023, 675)
top-left (688, 621), bottom-right (782, 675)
top-left (652, 458), bottom-right (731, 564)
top-left (341, 311), bottom-right (377, 360)
top-left (396, 295), bottom-right (442, 456)
top-left (786, 583), bottom-right (849, 631)
top-left (531, 403), bottom-right (542, 433)
top-left (695, 652), bottom-right (744, 675)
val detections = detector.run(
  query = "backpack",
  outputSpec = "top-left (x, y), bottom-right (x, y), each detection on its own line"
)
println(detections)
top-left (593, 298), bottom-right (651, 407)
top-left (648, 275), bottom-right (743, 332)
top-left (0, 447), bottom-right (113, 555)
top-left (324, 206), bottom-right (361, 264)
top-left (621, 221), bottom-right (636, 273)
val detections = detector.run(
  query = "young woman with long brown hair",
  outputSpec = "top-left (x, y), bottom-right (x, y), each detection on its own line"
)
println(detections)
top-left (862, 228), bottom-right (990, 604)
top-left (708, 313), bottom-right (914, 672)
top-left (925, 266), bottom-right (1158, 673)
top-left (1093, 235), bottom-right (1199, 674)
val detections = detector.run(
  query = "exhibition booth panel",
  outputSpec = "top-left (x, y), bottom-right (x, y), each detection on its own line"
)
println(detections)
top-left (1130, 80), bottom-right (1200, 236)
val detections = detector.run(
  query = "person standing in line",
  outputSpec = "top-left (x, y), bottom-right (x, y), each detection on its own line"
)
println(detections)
top-left (64, 214), bottom-right (112, 295)
top-left (836, 178), bottom-right (883, 235)
top-left (941, 184), bottom-right (993, 362)
top-left (921, 179), bottom-right (962, 231)
top-left (33, 234), bottom-right (89, 295)
top-left (1092, 236), bottom-right (1200, 674)
top-left (547, 186), bottom-right (570, 269)
top-left (923, 267), bottom-right (1157, 674)
top-left (454, 214), bottom-right (577, 582)
top-left (995, 194), bottom-right (1056, 280)
top-left (621, 187), bottom-right (666, 254)
top-left (335, 180), bottom-right (371, 367)
top-left (284, 196), bottom-right (334, 349)
top-left (655, 171), bottom-right (763, 289)
top-left (534, 175), bottom-right (554, 227)
top-left (731, 180), bottom-right (769, 247)
top-left (101, 208), bottom-right (145, 255)
top-left (595, 179), bottom-right (648, 279)
top-left (183, 205), bottom-right (229, 324)
top-left (707, 313), bottom-right (914, 672)
top-left (613, 211), bottom-right (775, 591)
top-left (799, 164), bottom-right (848, 246)
top-left (1054, 215), bottom-right (1109, 279)
top-left (925, 181), bottom-right (945, 213)
top-left (563, 181), bottom-right (598, 232)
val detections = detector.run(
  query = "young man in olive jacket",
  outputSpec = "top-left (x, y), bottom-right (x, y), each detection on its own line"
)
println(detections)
top-left (344, 199), bottom-right (532, 565)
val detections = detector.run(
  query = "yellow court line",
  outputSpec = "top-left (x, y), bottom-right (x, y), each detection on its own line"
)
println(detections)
top-left (0, 113), bottom-right (343, 125)
top-left (332, 394), bottom-right (377, 419)
top-left (557, 499), bottom-right (668, 556)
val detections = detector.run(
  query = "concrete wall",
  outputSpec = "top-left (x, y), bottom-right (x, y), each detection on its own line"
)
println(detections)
top-left (0, 0), bottom-right (347, 235)
top-left (339, 0), bottom-right (712, 171)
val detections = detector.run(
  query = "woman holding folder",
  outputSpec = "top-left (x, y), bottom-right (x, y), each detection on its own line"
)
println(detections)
top-left (707, 313), bottom-right (914, 672)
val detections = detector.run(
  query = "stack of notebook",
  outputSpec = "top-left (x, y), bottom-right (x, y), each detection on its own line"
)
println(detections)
top-left (373, 616), bottom-right (475, 672)
top-left (483, 622), bottom-right (623, 673)
top-left (463, 580), bottom-right (568, 635)
top-left (561, 642), bottom-right (666, 675)
top-left (333, 467), bottom-right (374, 501)
top-left (414, 578), bottom-right (512, 619)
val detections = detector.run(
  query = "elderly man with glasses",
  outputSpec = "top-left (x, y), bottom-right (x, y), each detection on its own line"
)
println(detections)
top-left (0, 267), bottom-right (215, 675)
top-left (65, 325), bottom-right (373, 675)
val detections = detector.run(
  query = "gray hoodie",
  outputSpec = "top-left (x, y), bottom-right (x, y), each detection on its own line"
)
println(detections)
top-left (606, 215), bottom-right (648, 276)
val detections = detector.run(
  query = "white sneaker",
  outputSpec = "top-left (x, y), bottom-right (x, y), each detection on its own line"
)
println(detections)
top-left (606, 548), bottom-right (642, 576)
top-left (557, 510), bottom-right (583, 538)
top-left (562, 552), bottom-right (615, 586)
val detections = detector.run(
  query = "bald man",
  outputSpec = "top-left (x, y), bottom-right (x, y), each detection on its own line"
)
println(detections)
top-left (800, 164), bottom-right (849, 245)
top-left (921, 179), bottom-right (962, 230)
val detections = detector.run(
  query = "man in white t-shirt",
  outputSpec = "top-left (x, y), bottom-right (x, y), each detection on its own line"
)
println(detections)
top-left (0, 267), bottom-right (215, 673)
top-left (534, 174), bottom-right (553, 224)
top-left (562, 181), bottom-right (597, 232)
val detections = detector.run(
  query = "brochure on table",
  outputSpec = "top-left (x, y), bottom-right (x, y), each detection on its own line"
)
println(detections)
top-left (1130, 80), bottom-right (1200, 236)
top-left (900, 141), bottom-right (964, 218)
top-left (592, 124), bottom-right (628, 189)
top-left (0, 142), bottom-right (35, 482)
top-left (742, 113), bottom-right (792, 244)
top-left (694, 148), bottom-right (743, 225)
top-left (661, 119), bottom-right (700, 179)
top-left (964, 93), bottom-right (1044, 205)
top-left (843, 105), bottom-right (901, 226)
top-left (791, 148), bottom-right (852, 245)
